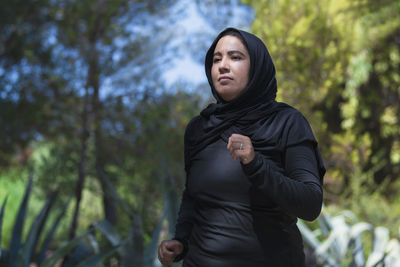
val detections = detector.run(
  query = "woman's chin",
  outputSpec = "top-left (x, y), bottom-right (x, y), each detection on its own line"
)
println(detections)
top-left (216, 90), bottom-right (237, 102)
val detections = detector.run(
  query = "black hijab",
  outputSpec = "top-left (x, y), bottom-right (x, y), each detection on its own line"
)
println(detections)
top-left (184, 27), bottom-right (325, 181)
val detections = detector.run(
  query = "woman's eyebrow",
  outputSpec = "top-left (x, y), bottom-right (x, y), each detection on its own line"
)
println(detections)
top-left (213, 50), bottom-right (246, 57)
top-left (213, 51), bottom-right (222, 57)
top-left (227, 50), bottom-right (246, 56)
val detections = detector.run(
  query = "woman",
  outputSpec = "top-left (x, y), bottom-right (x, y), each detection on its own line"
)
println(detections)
top-left (158, 27), bottom-right (325, 267)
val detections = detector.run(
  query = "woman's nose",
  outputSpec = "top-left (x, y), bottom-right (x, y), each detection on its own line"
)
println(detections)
top-left (219, 58), bottom-right (229, 72)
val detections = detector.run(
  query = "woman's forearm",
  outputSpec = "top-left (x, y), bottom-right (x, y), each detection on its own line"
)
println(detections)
top-left (242, 143), bottom-right (323, 221)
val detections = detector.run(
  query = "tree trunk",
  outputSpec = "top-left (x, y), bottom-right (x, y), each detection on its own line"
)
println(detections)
top-left (69, 85), bottom-right (90, 240)
top-left (92, 66), bottom-right (118, 225)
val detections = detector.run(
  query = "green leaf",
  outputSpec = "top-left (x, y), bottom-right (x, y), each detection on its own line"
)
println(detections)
top-left (75, 245), bottom-right (120, 267)
top-left (9, 174), bottom-right (33, 267)
top-left (318, 208), bottom-right (333, 237)
top-left (297, 220), bottom-right (321, 250)
top-left (143, 209), bottom-right (165, 267)
top-left (0, 196), bottom-right (8, 250)
top-left (297, 218), bottom-right (339, 267)
top-left (0, 197), bottom-right (9, 264)
top-left (366, 227), bottom-right (389, 267)
top-left (350, 222), bottom-right (373, 266)
top-left (20, 205), bottom-right (48, 265)
top-left (0, 249), bottom-right (10, 265)
top-left (350, 222), bottom-right (373, 238)
top-left (159, 155), bottom-right (179, 235)
top-left (120, 216), bottom-right (144, 267)
top-left (87, 226), bottom-right (100, 254)
top-left (20, 195), bottom-right (55, 266)
top-left (97, 169), bottom-right (134, 218)
top-left (60, 241), bottom-right (93, 267)
top-left (37, 198), bottom-right (71, 265)
top-left (91, 220), bottom-right (122, 247)
top-left (40, 231), bottom-right (89, 267)
top-left (163, 176), bottom-right (179, 236)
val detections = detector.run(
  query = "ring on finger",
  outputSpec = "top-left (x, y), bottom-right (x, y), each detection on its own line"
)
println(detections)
top-left (239, 143), bottom-right (243, 150)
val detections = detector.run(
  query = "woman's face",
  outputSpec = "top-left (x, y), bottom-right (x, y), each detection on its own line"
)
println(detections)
top-left (211, 35), bottom-right (250, 102)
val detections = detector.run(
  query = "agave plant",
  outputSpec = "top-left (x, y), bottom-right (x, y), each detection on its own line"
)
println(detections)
top-left (0, 174), bottom-right (119, 267)
top-left (94, 167), bottom-right (180, 267)
top-left (298, 206), bottom-right (400, 267)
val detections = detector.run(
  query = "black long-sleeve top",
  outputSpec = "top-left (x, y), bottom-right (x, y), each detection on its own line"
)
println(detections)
top-left (174, 138), bottom-right (322, 267)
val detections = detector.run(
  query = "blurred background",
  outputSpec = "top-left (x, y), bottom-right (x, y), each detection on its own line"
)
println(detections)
top-left (0, 0), bottom-right (399, 266)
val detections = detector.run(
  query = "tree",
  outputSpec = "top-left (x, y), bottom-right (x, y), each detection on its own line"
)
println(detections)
top-left (0, 0), bottom-right (70, 167)
top-left (244, 0), bottom-right (400, 198)
top-left (1, 0), bottom-right (179, 237)
top-left (51, 0), bottom-right (179, 237)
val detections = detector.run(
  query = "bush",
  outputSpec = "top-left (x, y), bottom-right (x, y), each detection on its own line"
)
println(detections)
top-left (0, 174), bottom-right (119, 266)
top-left (299, 206), bottom-right (400, 267)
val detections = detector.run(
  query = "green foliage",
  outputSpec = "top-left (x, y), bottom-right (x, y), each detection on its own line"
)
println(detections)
top-left (91, 171), bottom-right (182, 267)
top-left (0, 88), bottom-right (203, 263)
top-left (0, 196), bottom-right (8, 256)
top-left (0, 175), bottom-right (119, 266)
top-left (32, 142), bottom-right (81, 200)
top-left (337, 165), bottom-right (400, 238)
top-left (243, 2), bottom-right (400, 264)
top-left (245, 0), bottom-right (400, 197)
top-left (104, 91), bottom-right (202, 243)
top-left (299, 206), bottom-right (400, 266)
top-left (0, 168), bottom-right (36, 248)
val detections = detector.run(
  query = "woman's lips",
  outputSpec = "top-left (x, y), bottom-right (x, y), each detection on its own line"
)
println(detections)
top-left (218, 76), bottom-right (233, 83)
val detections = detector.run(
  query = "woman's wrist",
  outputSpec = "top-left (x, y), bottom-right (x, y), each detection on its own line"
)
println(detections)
top-left (172, 238), bottom-right (187, 262)
top-left (241, 152), bottom-right (262, 175)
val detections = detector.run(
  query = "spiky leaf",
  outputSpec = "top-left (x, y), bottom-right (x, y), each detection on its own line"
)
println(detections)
top-left (40, 232), bottom-right (89, 267)
top-left (37, 198), bottom-right (71, 265)
top-left (0, 196), bottom-right (8, 250)
top-left (9, 174), bottom-right (33, 267)
top-left (20, 198), bottom-right (53, 266)
top-left (75, 245), bottom-right (120, 267)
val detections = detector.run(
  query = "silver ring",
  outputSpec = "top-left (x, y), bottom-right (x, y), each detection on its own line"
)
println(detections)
top-left (239, 143), bottom-right (243, 150)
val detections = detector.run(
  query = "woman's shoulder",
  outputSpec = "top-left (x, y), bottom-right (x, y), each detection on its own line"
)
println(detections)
top-left (274, 103), bottom-right (316, 146)
top-left (183, 115), bottom-right (203, 143)
top-left (185, 115), bottom-right (202, 133)
top-left (275, 102), bottom-right (307, 122)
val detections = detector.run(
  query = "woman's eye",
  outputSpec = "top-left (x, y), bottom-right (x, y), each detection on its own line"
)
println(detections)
top-left (213, 58), bottom-right (221, 63)
top-left (232, 56), bottom-right (241, 60)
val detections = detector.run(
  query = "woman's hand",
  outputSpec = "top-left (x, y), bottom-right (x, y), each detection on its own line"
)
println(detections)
top-left (227, 134), bottom-right (255, 165)
top-left (158, 239), bottom-right (183, 266)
